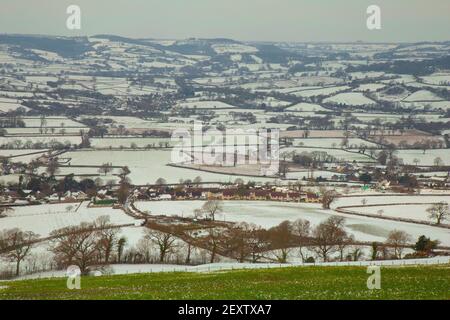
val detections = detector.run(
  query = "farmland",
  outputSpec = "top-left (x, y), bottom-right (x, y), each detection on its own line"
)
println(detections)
top-left (0, 33), bottom-right (449, 292)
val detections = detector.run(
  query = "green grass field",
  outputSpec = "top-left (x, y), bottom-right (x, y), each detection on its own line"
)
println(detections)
top-left (1, 265), bottom-right (449, 300)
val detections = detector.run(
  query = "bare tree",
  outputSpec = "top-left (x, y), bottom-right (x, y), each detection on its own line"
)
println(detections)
top-left (227, 222), bottom-right (263, 263)
top-left (144, 229), bottom-right (177, 262)
top-left (135, 237), bottom-right (153, 263)
top-left (46, 158), bottom-right (60, 177)
top-left (155, 177), bottom-right (167, 185)
top-left (204, 228), bottom-right (222, 263)
top-left (247, 225), bottom-right (269, 263)
top-left (312, 216), bottom-right (347, 262)
top-left (193, 176), bottom-right (202, 184)
top-left (337, 234), bottom-right (355, 261)
top-left (349, 246), bottom-right (364, 261)
top-left (95, 216), bottom-right (119, 263)
top-left (268, 221), bottom-right (294, 263)
top-left (118, 166), bottom-right (131, 183)
top-left (433, 157), bottom-right (443, 168)
top-left (201, 200), bottom-right (223, 221)
top-left (98, 162), bottom-right (113, 176)
top-left (386, 230), bottom-right (411, 259)
top-left (182, 229), bottom-right (198, 264)
top-left (50, 223), bottom-right (101, 274)
top-left (426, 202), bottom-right (449, 225)
top-left (117, 182), bottom-right (130, 204)
top-left (193, 208), bottom-right (204, 220)
top-left (320, 188), bottom-right (337, 209)
top-left (0, 229), bottom-right (39, 276)
top-left (291, 219), bottom-right (311, 262)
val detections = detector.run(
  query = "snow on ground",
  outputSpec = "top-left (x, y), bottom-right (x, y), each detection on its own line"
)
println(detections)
top-left (293, 86), bottom-right (350, 98)
top-left (212, 43), bottom-right (258, 54)
top-left (135, 201), bottom-right (331, 228)
top-left (0, 99), bottom-right (28, 113)
top-left (90, 137), bottom-right (172, 149)
top-left (0, 202), bottom-right (137, 237)
top-left (281, 147), bottom-right (375, 162)
top-left (285, 170), bottom-right (345, 180)
top-left (407, 101), bottom-right (450, 110)
top-left (77, 116), bottom-right (157, 129)
top-left (21, 117), bottom-right (86, 128)
top-left (353, 83), bottom-right (386, 92)
top-left (285, 103), bottom-right (329, 112)
top-left (291, 138), bottom-right (379, 149)
top-left (332, 194), bottom-right (450, 209)
top-left (403, 90), bottom-right (443, 102)
top-left (117, 226), bottom-right (147, 248)
top-left (395, 149), bottom-right (450, 166)
top-left (349, 204), bottom-right (447, 223)
top-left (420, 73), bottom-right (450, 86)
top-left (135, 200), bottom-right (450, 246)
top-left (176, 100), bottom-right (237, 109)
top-left (5, 127), bottom-right (85, 135)
top-left (0, 174), bottom-right (22, 185)
top-left (11, 256), bottom-right (450, 280)
top-left (0, 135), bottom-right (82, 147)
top-left (0, 149), bottom-right (48, 162)
top-left (323, 92), bottom-right (377, 106)
top-left (63, 150), bottom-right (279, 185)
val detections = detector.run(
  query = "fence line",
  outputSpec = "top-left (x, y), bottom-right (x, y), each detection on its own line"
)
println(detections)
top-left (10, 256), bottom-right (450, 281)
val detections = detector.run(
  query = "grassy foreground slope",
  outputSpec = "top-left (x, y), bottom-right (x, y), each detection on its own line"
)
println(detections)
top-left (1, 265), bottom-right (449, 300)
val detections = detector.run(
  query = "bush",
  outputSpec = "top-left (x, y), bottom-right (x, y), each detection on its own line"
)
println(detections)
top-left (305, 257), bottom-right (315, 263)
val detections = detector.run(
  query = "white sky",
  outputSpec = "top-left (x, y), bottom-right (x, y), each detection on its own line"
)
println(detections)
top-left (0, 0), bottom-right (449, 42)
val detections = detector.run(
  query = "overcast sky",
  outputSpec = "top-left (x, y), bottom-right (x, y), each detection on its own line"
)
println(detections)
top-left (1, 0), bottom-right (449, 42)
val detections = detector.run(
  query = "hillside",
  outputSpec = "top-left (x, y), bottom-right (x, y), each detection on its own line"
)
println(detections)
top-left (1, 265), bottom-right (449, 300)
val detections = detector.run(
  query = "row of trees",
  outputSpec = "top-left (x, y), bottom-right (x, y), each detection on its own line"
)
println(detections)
top-left (0, 216), bottom-right (124, 276)
top-left (0, 218), bottom-right (439, 278)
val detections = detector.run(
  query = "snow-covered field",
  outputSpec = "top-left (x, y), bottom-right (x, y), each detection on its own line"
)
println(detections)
top-left (0, 135), bottom-right (82, 147)
top-left (285, 170), bottom-right (345, 180)
top-left (90, 137), bottom-right (172, 149)
top-left (62, 150), bottom-right (278, 184)
top-left (403, 90), bottom-right (443, 102)
top-left (332, 194), bottom-right (450, 209)
top-left (420, 73), bottom-right (450, 86)
top-left (77, 116), bottom-right (161, 130)
top-left (176, 100), bottom-right (237, 109)
top-left (285, 103), bottom-right (329, 112)
top-left (346, 204), bottom-right (447, 223)
top-left (291, 138), bottom-right (379, 149)
top-left (0, 99), bottom-right (28, 113)
top-left (281, 147), bottom-right (375, 162)
top-left (0, 149), bottom-right (48, 162)
top-left (351, 112), bottom-right (403, 123)
top-left (395, 149), bottom-right (450, 166)
top-left (135, 200), bottom-right (450, 245)
top-left (293, 86), bottom-right (350, 98)
top-left (135, 200), bottom-right (332, 228)
top-left (20, 117), bottom-right (86, 128)
top-left (1, 202), bottom-right (137, 237)
top-left (324, 92), bottom-right (377, 106)
top-left (353, 83), bottom-right (386, 92)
